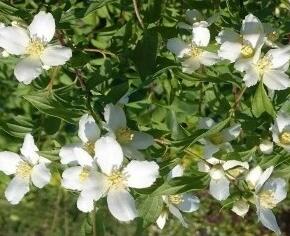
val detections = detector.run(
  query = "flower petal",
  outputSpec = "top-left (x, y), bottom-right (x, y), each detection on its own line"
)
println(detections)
top-left (241, 14), bottom-right (264, 48)
top-left (0, 151), bottom-right (21, 175)
top-left (259, 140), bottom-right (273, 154)
top-left (177, 193), bottom-right (200, 212)
top-left (246, 166), bottom-right (263, 189)
top-left (59, 143), bottom-right (82, 164)
top-left (5, 176), bottom-right (29, 204)
top-left (232, 200), bottom-right (249, 217)
top-left (181, 57), bottom-right (201, 73)
top-left (130, 131), bottom-right (154, 149)
top-left (218, 41), bottom-right (242, 62)
top-left (20, 133), bottom-right (40, 165)
top-left (209, 176), bottom-right (230, 201)
top-left (77, 194), bottom-right (95, 213)
top-left (0, 26), bottom-right (29, 55)
top-left (104, 103), bottom-right (127, 132)
top-left (167, 38), bottom-right (190, 58)
top-left (262, 178), bottom-right (287, 204)
top-left (31, 163), bottom-right (51, 188)
top-left (192, 23), bottom-right (210, 47)
top-left (168, 164), bottom-right (184, 178)
top-left (168, 204), bottom-right (188, 227)
top-left (234, 58), bottom-right (253, 72)
top-left (123, 160), bottom-right (159, 189)
top-left (222, 160), bottom-right (249, 171)
top-left (61, 166), bottom-right (83, 191)
top-left (221, 123), bottom-right (241, 142)
top-left (107, 188), bottom-right (138, 222)
top-left (122, 145), bottom-right (145, 160)
top-left (40, 45), bottom-right (72, 66)
top-left (82, 172), bottom-right (108, 201)
top-left (95, 136), bottom-right (124, 175)
top-left (216, 29), bottom-right (240, 45)
top-left (263, 70), bottom-right (290, 91)
top-left (199, 51), bottom-right (219, 66)
top-left (78, 114), bottom-right (100, 143)
top-left (14, 59), bottom-right (42, 85)
top-left (257, 207), bottom-right (281, 234)
top-left (255, 166), bottom-right (274, 192)
top-left (28, 11), bottom-right (55, 42)
top-left (267, 46), bottom-right (290, 70)
top-left (242, 65), bottom-right (260, 87)
top-left (156, 212), bottom-right (168, 229)
top-left (73, 147), bottom-right (93, 167)
top-left (275, 111), bottom-right (290, 133)
top-left (185, 9), bottom-right (203, 24)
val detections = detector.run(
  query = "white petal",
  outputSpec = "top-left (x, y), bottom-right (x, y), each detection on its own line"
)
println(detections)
top-left (275, 111), bottom-right (290, 133)
top-left (218, 41), bottom-right (242, 62)
top-left (222, 160), bottom-right (249, 171)
top-left (198, 117), bottom-right (215, 129)
top-left (78, 114), bottom-right (100, 143)
top-left (20, 133), bottom-right (40, 165)
top-left (95, 136), bottom-right (124, 175)
top-left (167, 38), bottom-right (190, 58)
top-left (0, 26), bottom-right (29, 55)
top-left (177, 193), bottom-right (200, 212)
top-left (28, 11), bottom-right (55, 42)
top-left (169, 164), bottom-right (184, 178)
top-left (77, 194), bottom-right (95, 213)
top-left (197, 161), bottom-right (210, 173)
top-left (209, 176), bottom-right (230, 201)
top-left (156, 212), bottom-right (167, 229)
top-left (231, 200), bottom-right (249, 217)
top-left (14, 59), bottom-right (42, 85)
top-left (185, 9), bottom-right (203, 24)
top-left (216, 29), bottom-right (240, 44)
top-left (5, 176), bottom-right (29, 204)
top-left (199, 51), bottom-right (219, 66)
top-left (61, 166), bottom-right (83, 191)
top-left (246, 166), bottom-right (263, 189)
top-left (177, 22), bottom-right (192, 30)
top-left (259, 140), bottom-right (273, 154)
top-left (257, 207), bottom-right (281, 234)
top-left (262, 178), bottom-right (287, 204)
top-left (267, 46), bottom-right (290, 70)
top-left (104, 104), bottom-right (127, 132)
top-left (59, 143), bottom-right (81, 164)
top-left (168, 204), bottom-right (188, 227)
top-left (192, 25), bottom-right (210, 47)
top-left (241, 14), bottom-right (264, 48)
top-left (263, 70), bottom-right (290, 91)
top-left (181, 57), bottom-right (201, 73)
top-left (0, 151), bottom-right (21, 175)
top-left (130, 131), bottom-right (154, 149)
top-left (242, 65), bottom-right (260, 87)
top-left (123, 160), bottom-right (159, 189)
top-left (122, 145), bottom-right (145, 160)
top-left (255, 166), bottom-right (274, 192)
top-left (40, 45), bottom-right (72, 66)
top-left (234, 58), bottom-right (253, 72)
top-left (73, 147), bottom-right (93, 167)
top-left (221, 123), bottom-right (241, 142)
top-left (31, 163), bottom-right (51, 188)
top-left (107, 188), bottom-right (138, 222)
top-left (203, 144), bottom-right (220, 160)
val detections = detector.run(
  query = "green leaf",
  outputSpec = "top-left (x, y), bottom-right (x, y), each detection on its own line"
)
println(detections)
top-left (43, 116), bottom-right (61, 135)
top-left (38, 150), bottom-right (60, 161)
top-left (0, 116), bottom-right (33, 138)
top-left (252, 81), bottom-right (275, 118)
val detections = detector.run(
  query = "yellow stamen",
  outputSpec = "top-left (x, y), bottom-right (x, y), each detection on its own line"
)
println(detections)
top-left (168, 194), bottom-right (183, 205)
top-left (240, 44), bottom-right (254, 58)
top-left (209, 132), bottom-right (224, 145)
top-left (279, 131), bottom-right (290, 145)
top-left (79, 167), bottom-right (90, 182)
top-left (83, 142), bottom-right (95, 156)
top-left (256, 56), bottom-right (272, 75)
top-left (16, 162), bottom-right (32, 179)
top-left (108, 170), bottom-right (125, 188)
top-left (267, 31), bottom-right (279, 42)
top-left (259, 190), bottom-right (276, 209)
top-left (116, 128), bottom-right (134, 145)
top-left (26, 38), bottom-right (45, 57)
top-left (191, 46), bottom-right (203, 57)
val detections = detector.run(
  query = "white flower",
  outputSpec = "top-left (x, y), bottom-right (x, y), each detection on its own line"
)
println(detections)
top-left (59, 114), bottom-right (101, 164)
top-left (177, 9), bottom-right (218, 30)
top-left (0, 11), bottom-right (72, 84)
top-left (104, 103), bottom-right (154, 160)
top-left (259, 140), bottom-right (274, 154)
top-left (198, 159), bottom-right (249, 201)
top-left (270, 111), bottom-right (290, 151)
top-left (263, 23), bottom-right (280, 48)
top-left (156, 165), bottom-right (200, 229)
top-left (87, 136), bottom-right (159, 221)
top-left (246, 166), bottom-right (287, 234)
top-left (242, 45), bottom-right (290, 89)
top-left (61, 147), bottom-right (101, 212)
top-left (216, 14), bottom-right (264, 72)
top-left (167, 27), bottom-right (219, 74)
top-left (0, 133), bottom-right (51, 204)
top-left (231, 200), bottom-right (250, 217)
top-left (197, 117), bottom-right (241, 158)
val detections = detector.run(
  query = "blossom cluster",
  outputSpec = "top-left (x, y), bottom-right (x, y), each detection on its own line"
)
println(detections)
top-left (0, 8), bottom-right (289, 235)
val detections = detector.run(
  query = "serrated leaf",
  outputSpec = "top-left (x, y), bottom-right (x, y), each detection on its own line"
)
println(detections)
top-left (0, 116), bottom-right (33, 138)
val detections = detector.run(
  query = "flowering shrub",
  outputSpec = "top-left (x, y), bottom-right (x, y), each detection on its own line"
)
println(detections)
top-left (0, 0), bottom-right (290, 235)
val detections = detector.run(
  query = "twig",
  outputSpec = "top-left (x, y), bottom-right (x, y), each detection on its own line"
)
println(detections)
top-left (75, 69), bottom-right (103, 124)
top-left (91, 207), bottom-right (97, 236)
top-left (132, 0), bottom-right (144, 29)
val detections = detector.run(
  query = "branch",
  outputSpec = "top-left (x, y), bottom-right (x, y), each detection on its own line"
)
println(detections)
top-left (132, 0), bottom-right (144, 29)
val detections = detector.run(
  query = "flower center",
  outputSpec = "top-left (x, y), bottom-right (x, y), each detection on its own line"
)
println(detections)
top-left (116, 128), bottom-right (134, 145)
top-left (26, 38), bottom-right (45, 57)
top-left (16, 162), bottom-right (32, 179)
top-left (267, 31), bottom-right (279, 42)
top-left (256, 57), bottom-right (272, 75)
top-left (226, 167), bottom-right (246, 179)
top-left (209, 132), bottom-right (224, 145)
top-left (279, 131), bottom-right (290, 145)
top-left (108, 170), bottom-right (126, 188)
top-left (259, 190), bottom-right (276, 209)
top-left (190, 46), bottom-right (203, 57)
top-left (79, 167), bottom-right (90, 182)
top-left (240, 44), bottom-right (254, 58)
top-left (168, 194), bottom-right (183, 205)
top-left (83, 142), bottom-right (95, 156)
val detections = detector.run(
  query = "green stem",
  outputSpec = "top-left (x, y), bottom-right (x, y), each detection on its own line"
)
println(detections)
top-left (91, 207), bottom-right (97, 236)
